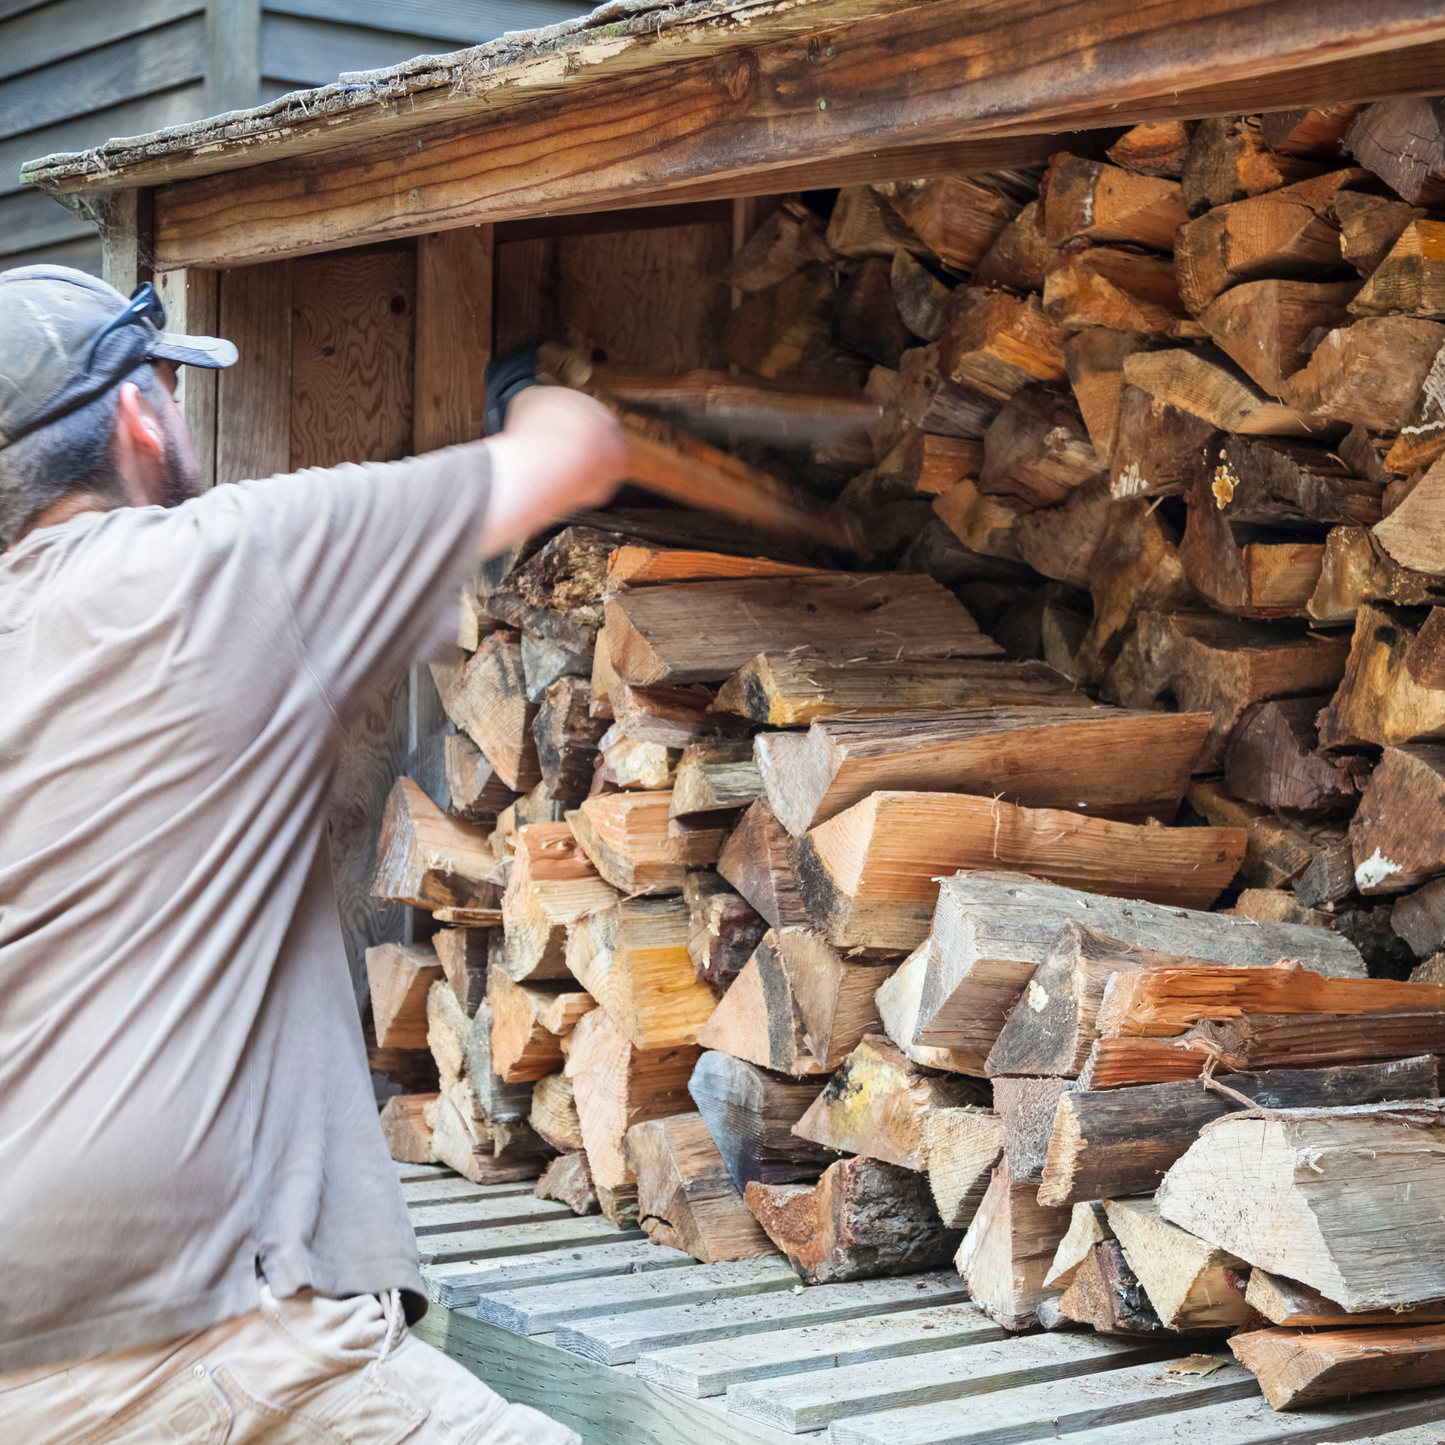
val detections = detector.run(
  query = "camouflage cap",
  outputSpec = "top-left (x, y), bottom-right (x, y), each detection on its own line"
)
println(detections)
top-left (0, 265), bottom-right (237, 451)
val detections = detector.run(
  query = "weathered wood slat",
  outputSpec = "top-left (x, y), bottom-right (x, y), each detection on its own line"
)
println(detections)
top-left (557, 1274), bottom-right (972, 1366)
top-left (400, 1177), bottom-right (537, 1205)
top-left (420, 1237), bottom-right (695, 1309)
top-left (634, 1303), bottom-right (999, 1398)
top-left (408, 1195), bottom-right (575, 1235)
top-left (477, 1257), bottom-right (798, 1335)
top-left (416, 1215), bottom-right (644, 1265)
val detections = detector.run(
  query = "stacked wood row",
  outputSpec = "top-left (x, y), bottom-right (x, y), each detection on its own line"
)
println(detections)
top-left (363, 97), bottom-right (1445, 1417)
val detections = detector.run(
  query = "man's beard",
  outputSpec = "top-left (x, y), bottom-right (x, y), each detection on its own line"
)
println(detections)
top-left (155, 405), bottom-right (200, 508)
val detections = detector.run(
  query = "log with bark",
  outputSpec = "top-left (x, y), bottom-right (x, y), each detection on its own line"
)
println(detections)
top-left (534, 1152), bottom-right (599, 1215)
top-left (1041, 153), bottom-right (1187, 249)
top-left (1198, 279), bottom-right (1359, 398)
top-left (1181, 115), bottom-right (1331, 212)
top-left (684, 870), bottom-right (767, 998)
top-left (1349, 220), bottom-right (1445, 318)
top-left (1056, 1239), bottom-right (1168, 1335)
top-left (532, 676), bottom-right (608, 806)
top-left (695, 939), bottom-right (828, 1077)
top-left (432, 927), bottom-right (493, 1015)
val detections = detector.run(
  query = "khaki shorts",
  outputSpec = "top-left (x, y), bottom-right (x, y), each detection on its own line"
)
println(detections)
top-left (0, 1286), bottom-right (578, 1445)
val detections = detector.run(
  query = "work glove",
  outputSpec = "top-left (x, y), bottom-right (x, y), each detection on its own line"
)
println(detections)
top-left (483, 342), bottom-right (543, 435)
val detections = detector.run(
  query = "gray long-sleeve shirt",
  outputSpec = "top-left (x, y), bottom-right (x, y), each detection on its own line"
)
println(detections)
top-left (0, 443), bottom-right (491, 1371)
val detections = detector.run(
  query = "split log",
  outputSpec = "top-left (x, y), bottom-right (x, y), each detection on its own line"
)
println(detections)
top-left (605, 544), bottom-right (825, 589)
top-left (791, 1034), bottom-right (982, 1169)
top-left (1043, 248), bottom-right (1188, 335)
top-left (534, 1152), bottom-right (599, 1215)
top-left (1199, 279), bottom-right (1359, 398)
top-left (791, 789), bottom-right (1245, 951)
top-left (461, 998), bottom-right (538, 1123)
top-left (490, 782), bottom-right (568, 859)
top-left (1350, 218), bottom-right (1445, 317)
top-left (937, 288), bottom-right (1069, 399)
top-left (590, 622), bottom-right (618, 718)
top-left (1123, 348), bottom-right (1312, 436)
top-left (489, 971), bottom-right (586, 1083)
top-left (371, 777), bottom-right (499, 911)
top-left (1044, 1201), bottom-right (1113, 1289)
top-left (429, 1083), bottom-right (551, 1185)
top-left (724, 266), bottom-right (835, 379)
top-left (757, 707), bottom-right (1209, 838)
top-left (1246, 1268), bottom-right (1445, 1328)
top-left (626, 1112), bottom-right (776, 1262)
top-left (717, 799), bottom-right (811, 931)
top-left (521, 634), bottom-right (590, 704)
top-left (432, 928), bottom-right (491, 1015)
top-left (831, 256), bottom-right (916, 368)
top-left (605, 574), bottom-right (998, 687)
top-left (597, 1182), bottom-right (639, 1229)
top-left (1056, 1239), bottom-right (1166, 1335)
top-left (874, 429), bottom-right (982, 497)
top-left (1377, 457), bottom-right (1445, 577)
top-left (695, 934), bottom-right (827, 1076)
top-left (686, 1050), bottom-right (833, 1190)
top-left (713, 653), bottom-right (1080, 727)
top-left (1317, 604), bottom-right (1445, 748)
top-left (1107, 384), bottom-right (1217, 501)
top-left (1261, 104), bottom-right (1362, 159)
top-left (971, 199), bottom-right (1059, 291)
top-left (930, 478), bottom-right (1025, 558)
top-left (441, 730), bottom-right (516, 824)
top-left (1310, 527), bottom-right (1445, 623)
top-left (1104, 1197), bottom-right (1253, 1330)
top-left (955, 1167), bottom-right (1073, 1330)
top-left (1123, 611), bottom-right (1350, 766)
top-left (379, 1092), bottom-right (437, 1164)
top-left (1181, 115), bottom-right (1329, 212)
top-left (501, 821), bottom-right (618, 982)
top-left (728, 201), bottom-right (833, 291)
top-left (977, 390), bottom-right (1101, 509)
top-left (1013, 475), bottom-right (1113, 587)
top-left (441, 632), bottom-right (542, 792)
top-left (1174, 169), bottom-right (1365, 313)
top-left (1393, 878), bottom-right (1445, 959)
top-left (530, 1070), bottom-right (585, 1153)
top-left (597, 733), bottom-right (677, 791)
top-left (1383, 347), bottom-right (1445, 476)
top-left (1062, 331), bottom-right (1147, 462)
top-left (1037, 1056), bottom-right (1438, 1207)
top-left (1157, 1102), bottom-right (1445, 1310)
top-left (745, 1155), bottom-right (960, 1284)
top-left (1414, 953), bottom-right (1445, 985)
top-left (1283, 317), bottom-right (1445, 431)
top-left (609, 680), bottom-right (731, 748)
top-left (563, 1006), bottom-right (702, 1189)
top-left (1231, 1324), bottom-right (1445, 1411)
top-left (826, 185), bottom-right (926, 260)
top-left (670, 740), bottom-right (762, 817)
top-left (1346, 98), bottom-right (1445, 205)
top-left (1336, 190), bottom-right (1428, 276)
top-left (771, 929), bottom-right (899, 1070)
top-left (532, 677), bottom-right (607, 807)
top-left (889, 249), bottom-right (950, 343)
top-left (992, 1077), bottom-right (1074, 1184)
top-left (428, 974), bottom-right (472, 1090)
top-left (875, 944), bottom-right (982, 1074)
top-left (1223, 698), bottom-right (1369, 812)
top-left (911, 871), bottom-right (1365, 1066)
top-left (685, 870), bottom-right (767, 997)
top-left (569, 790), bottom-right (729, 894)
top-left (1107, 120), bottom-right (1193, 178)
top-left (1180, 485), bottom-right (1324, 618)
top-left (367, 943), bottom-right (443, 1049)
top-left (874, 175), bottom-right (1021, 270)
top-left (899, 342), bottom-right (1000, 439)
top-left (1350, 745), bottom-right (1445, 894)
top-left (1041, 153), bottom-right (1187, 249)
top-left (565, 896), bottom-right (717, 1048)
top-left (920, 1106), bottom-right (1004, 1229)
top-left (985, 922), bottom-right (1203, 1079)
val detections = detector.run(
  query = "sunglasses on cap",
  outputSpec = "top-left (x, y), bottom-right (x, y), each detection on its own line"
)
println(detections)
top-left (82, 282), bottom-right (167, 377)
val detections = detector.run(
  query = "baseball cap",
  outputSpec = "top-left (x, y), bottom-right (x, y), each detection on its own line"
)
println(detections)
top-left (0, 265), bottom-right (238, 452)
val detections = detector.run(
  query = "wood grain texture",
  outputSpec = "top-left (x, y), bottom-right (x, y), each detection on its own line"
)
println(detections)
top-left (156, 266), bottom-right (217, 488)
top-left (217, 259), bottom-right (292, 484)
top-left (415, 225), bottom-right (492, 452)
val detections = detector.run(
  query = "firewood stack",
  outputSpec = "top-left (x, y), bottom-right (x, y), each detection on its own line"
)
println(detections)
top-left (366, 97), bottom-right (1445, 1413)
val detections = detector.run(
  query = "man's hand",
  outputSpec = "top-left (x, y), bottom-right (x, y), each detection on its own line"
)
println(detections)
top-left (479, 385), bottom-right (629, 558)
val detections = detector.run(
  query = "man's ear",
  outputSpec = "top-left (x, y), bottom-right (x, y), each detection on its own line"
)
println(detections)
top-left (116, 381), bottom-right (165, 461)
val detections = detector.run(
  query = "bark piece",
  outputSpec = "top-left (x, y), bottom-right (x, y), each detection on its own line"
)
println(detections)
top-left (913, 871), bottom-right (1366, 1067)
top-left (371, 777), bottom-right (499, 910)
top-left (564, 1006), bottom-right (702, 1189)
top-left (1057, 1239), bottom-right (1167, 1335)
top-left (978, 389), bottom-right (1101, 509)
top-left (1108, 383), bottom-right (1218, 501)
top-left (745, 1155), bottom-right (960, 1284)
top-left (1317, 604), bottom-right (1445, 748)
top-left (605, 573), bottom-right (997, 687)
top-left (670, 739), bottom-right (762, 817)
top-left (1346, 98), bottom-right (1445, 205)
top-left (1037, 1056), bottom-right (1438, 1208)
top-left (875, 175), bottom-right (1021, 271)
top-left (433, 928), bottom-right (491, 1015)
top-left (1350, 744), bottom-right (1445, 894)
top-left (1157, 1102), bottom-right (1445, 1310)
top-left (993, 1077), bottom-right (1074, 1184)
top-left (380, 1093), bottom-right (437, 1164)
top-left (972, 199), bottom-right (1060, 291)
top-left (530, 1071), bottom-right (584, 1154)
top-left (717, 799), bottom-right (811, 931)
top-left (534, 1152), bottom-right (599, 1215)
top-left (1223, 697), bottom-right (1369, 811)
top-left (1124, 611), bottom-right (1350, 766)
top-left (1042, 153), bottom-right (1187, 250)
top-left (792, 1033), bottom-right (982, 1169)
top-left (569, 790), bottom-right (729, 894)
top-left (1231, 1324), bottom-right (1445, 1411)
top-left (1044, 248), bottom-right (1187, 335)
top-left (501, 820), bottom-right (618, 982)
top-left (1284, 317), bottom-right (1445, 431)
top-left (685, 870), bottom-right (767, 998)
top-left (686, 1050), bottom-right (833, 1190)
top-left (1199, 279), bottom-right (1359, 398)
top-left (1107, 121), bottom-right (1193, 178)
top-left (920, 1106), bottom-right (1005, 1229)
top-left (695, 946), bottom-right (826, 1077)
top-left (955, 1167), bottom-right (1073, 1330)
top-left (367, 943), bottom-right (443, 1049)
top-left (441, 632), bottom-right (542, 792)
top-left (565, 896), bottom-right (717, 1048)
top-left (792, 790), bottom-right (1245, 951)
top-left (1348, 220), bottom-right (1445, 318)
top-left (626, 1112), bottom-right (777, 1262)
top-left (756, 706), bottom-right (1210, 838)
top-left (1044, 1201), bottom-right (1113, 1289)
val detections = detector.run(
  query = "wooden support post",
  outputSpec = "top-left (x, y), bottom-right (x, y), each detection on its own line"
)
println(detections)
top-left (217, 261), bottom-right (292, 484)
top-left (100, 189), bottom-right (153, 296)
top-left (155, 269), bottom-right (220, 490)
top-left (415, 226), bottom-right (494, 454)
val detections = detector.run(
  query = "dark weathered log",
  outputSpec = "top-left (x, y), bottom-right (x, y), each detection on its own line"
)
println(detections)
top-left (687, 1050), bottom-right (833, 1191)
top-left (1041, 152), bottom-right (1187, 249)
top-left (955, 1168), bottom-right (1073, 1330)
top-left (717, 799), bottom-right (811, 932)
top-left (728, 200), bottom-right (833, 292)
top-left (832, 256), bottom-right (917, 368)
top-left (684, 870), bottom-right (767, 998)
top-left (1260, 104), bottom-right (1363, 159)
top-left (1199, 279), bottom-right (1359, 398)
top-left (890, 249), bottom-right (950, 343)
top-left (724, 265), bottom-right (835, 379)
top-left (745, 1155), bottom-right (961, 1284)
top-left (1013, 475), bottom-right (1113, 588)
top-left (899, 342), bottom-right (1001, 438)
top-left (1209, 435), bottom-right (1384, 527)
top-left (1284, 317), bottom-right (1445, 431)
top-left (1308, 526), bottom-right (1445, 624)
top-left (1392, 878), bottom-right (1445, 960)
top-left (977, 389), bottom-right (1101, 510)
top-left (1346, 98), bottom-right (1445, 205)
top-left (533, 676), bottom-right (607, 807)
top-left (1106, 121), bottom-right (1193, 178)
top-left (1180, 115), bottom-right (1330, 213)
top-left (1335, 190), bottom-right (1428, 276)
top-left (1107, 383), bottom-right (1217, 501)
top-left (1036, 1056), bottom-right (1438, 1208)
top-left (1223, 697), bottom-right (1370, 812)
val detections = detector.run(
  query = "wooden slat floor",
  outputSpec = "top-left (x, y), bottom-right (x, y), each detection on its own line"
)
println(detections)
top-left (398, 1161), bottom-right (1445, 1444)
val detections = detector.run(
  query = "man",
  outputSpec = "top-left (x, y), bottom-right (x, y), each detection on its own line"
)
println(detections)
top-left (0, 265), bottom-right (629, 1442)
